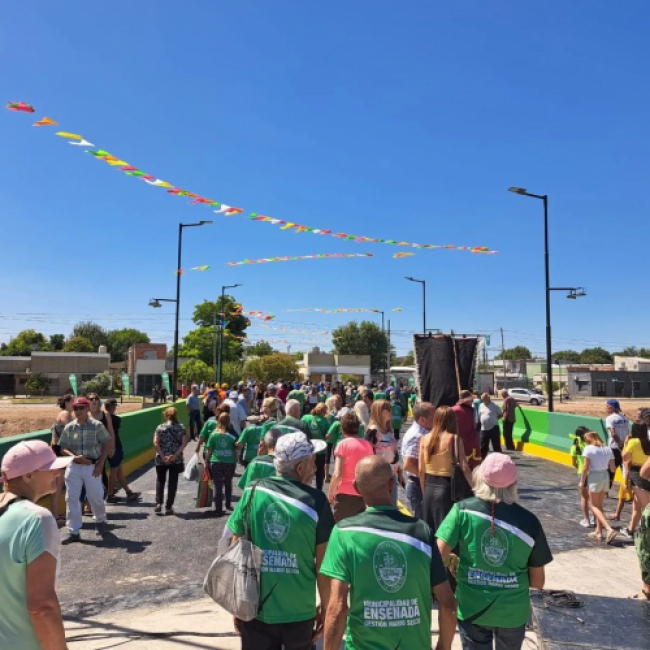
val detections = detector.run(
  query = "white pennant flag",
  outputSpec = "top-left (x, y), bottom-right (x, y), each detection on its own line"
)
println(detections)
top-left (69, 138), bottom-right (94, 147)
top-left (214, 204), bottom-right (231, 214)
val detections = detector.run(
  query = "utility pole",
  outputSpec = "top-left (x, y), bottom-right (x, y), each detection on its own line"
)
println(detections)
top-left (500, 327), bottom-right (506, 390)
top-left (387, 319), bottom-right (391, 380)
top-left (212, 310), bottom-right (218, 382)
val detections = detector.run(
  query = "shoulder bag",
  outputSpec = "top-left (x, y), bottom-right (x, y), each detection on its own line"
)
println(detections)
top-left (450, 436), bottom-right (473, 503)
top-left (203, 481), bottom-right (262, 621)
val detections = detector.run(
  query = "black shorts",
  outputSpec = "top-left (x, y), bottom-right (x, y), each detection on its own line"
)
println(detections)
top-left (630, 466), bottom-right (650, 493)
top-left (108, 446), bottom-right (124, 469)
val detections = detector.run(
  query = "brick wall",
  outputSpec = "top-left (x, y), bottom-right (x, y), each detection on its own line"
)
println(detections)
top-left (127, 344), bottom-right (167, 375)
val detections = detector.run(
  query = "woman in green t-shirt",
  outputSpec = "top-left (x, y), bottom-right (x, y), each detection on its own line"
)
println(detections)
top-left (301, 402), bottom-right (331, 490)
top-left (570, 426), bottom-right (592, 528)
top-left (204, 412), bottom-right (241, 516)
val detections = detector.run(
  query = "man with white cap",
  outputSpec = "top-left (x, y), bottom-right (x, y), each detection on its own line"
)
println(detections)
top-left (227, 431), bottom-right (334, 650)
top-left (224, 390), bottom-right (247, 436)
top-left (58, 396), bottom-right (112, 543)
top-left (437, 453), bottom-right (553, 650)
top-left (0, 440), bottom-right (73, 649)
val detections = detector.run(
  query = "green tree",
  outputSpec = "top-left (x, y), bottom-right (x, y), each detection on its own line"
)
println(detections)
top-left (612, 346), bottom-right (639, 358)
top-left (177, 359), bottom-right (213, 386)
top-left (638, 348), bottom-right (650, 359)
top-left (71, 322), bottom-right (108, 351)
top-left (79, 371), bottom-right (112, 396)
top-left (222, 360), bottom-right (245, 386)
top-left (0, 330), bottom-right (52, 356)
top-left (193, 296), bottom-right (249, 338)
top-left (579, 347), bottom-right (613, 364)
top-left (63, 336), bottom-right (95, 353)
top-left (244, 353), bottom-right (299, 384)
top-left (495, 346), bottom-right (532, 360)
top-left (395, 351), bottom-right (414, 366)
top-left (49, 334), bottom-right (66, 351)
top-left (245, 340), bottom-right (276, 357)
top-left (552, 350), bottom-right (581, 364)
top-left (178, 327), bottom-right (243, 367)
top-left (25, 373), bottom-right (49, 396)
top-left (107, 328), bottom-right (150, 362)
top-left (331, 320), bottom-right (392, 374)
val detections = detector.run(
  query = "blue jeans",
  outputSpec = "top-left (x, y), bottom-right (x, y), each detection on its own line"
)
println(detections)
top-left (405, 476), bottom-right (423, 518)
top-left (188, 410), bottom-right (202, 439)
top-left (458, 619), bottom-right (526, 650)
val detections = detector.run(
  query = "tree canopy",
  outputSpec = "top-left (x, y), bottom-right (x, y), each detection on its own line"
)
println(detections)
top-left (177, 359), bottom-right (214, 386)
top-left (0, 329), bottom-right (52, 356)
top-left (579, 347), bottom-right (613, 364)
top-left (177, 326), bottom-right (243, 368)
top-left (193, 296), bottom-right (249, 338)
top-left (332, 320), bottom-right (392, 374)
top-left (243, 353), bottom-right (298, 384)
top-left (72, 322), bottom-right (109, 351)
top-left (495, 346), bottom-right (532, 360)
top-left (49, 334), bottom-right (66, 351)
top-left (107, 328), bottom-right (150, 362)
top-left (63, 336), bottom-right (95, 353)
top-left (245, 340), bottom-right (276, 358)
top-left (552, 350), bottom-right (581, 364)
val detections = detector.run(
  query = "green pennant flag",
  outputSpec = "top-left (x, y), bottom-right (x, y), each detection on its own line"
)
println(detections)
top-left (68, 374), bottom-right (78, 396)
top-left (161, 371), bottom-right (171, 396)
top-left (121, 373), bottom-right (131, 397)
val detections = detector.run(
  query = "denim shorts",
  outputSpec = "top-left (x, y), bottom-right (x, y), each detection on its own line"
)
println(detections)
top-left (588, 469), bottom-right (609, 493)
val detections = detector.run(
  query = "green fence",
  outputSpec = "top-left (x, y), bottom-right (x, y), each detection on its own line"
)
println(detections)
top-left (0, 401), bottom-right (191, 476)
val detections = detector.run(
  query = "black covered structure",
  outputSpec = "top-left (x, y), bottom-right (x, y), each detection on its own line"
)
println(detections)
top-left (414, 335), bottom-right (478, 407)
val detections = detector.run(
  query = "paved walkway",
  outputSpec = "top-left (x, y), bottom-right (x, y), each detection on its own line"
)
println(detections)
top-left (60, 448), bottom-right (646, 649)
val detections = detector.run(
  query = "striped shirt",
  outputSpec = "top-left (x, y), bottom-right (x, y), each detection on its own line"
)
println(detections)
top-left (58, 417), bottom-right (110, 459)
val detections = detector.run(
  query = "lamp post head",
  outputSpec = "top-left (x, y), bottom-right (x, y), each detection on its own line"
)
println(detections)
top-left (149, 299), bottom-right (162, 308)
top-left (508, 187), bottom-right (528, 195)
top-left (199, 220), bottom-right (213, 226)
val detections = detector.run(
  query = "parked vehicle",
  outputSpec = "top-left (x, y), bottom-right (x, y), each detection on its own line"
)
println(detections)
top-left (507, 388), bottom-right (546, 406)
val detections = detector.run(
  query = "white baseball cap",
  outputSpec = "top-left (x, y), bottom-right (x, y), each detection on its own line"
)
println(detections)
top-left (275, 431), bottom-right (327, 461)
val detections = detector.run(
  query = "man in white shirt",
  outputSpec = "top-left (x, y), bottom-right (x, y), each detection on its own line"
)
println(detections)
top-left (400, 402), bottom-right (435, 518)
top-left (478, 393), bottom-right (502, 458)
top-left (224, 391), bottom-right (247, 436)
top-left (605, 399), bottom-right (630, 522)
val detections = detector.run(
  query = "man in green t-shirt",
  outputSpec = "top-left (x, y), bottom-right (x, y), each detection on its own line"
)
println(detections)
top-left (374, 383), bottom-right (388, 401)
top-left (238, 427), bottom-right (282, 490)
top-left (237, 424), bottom-right (262, 467)
top-left (279, 400), bottom-right (312, 437)
top-left (321, 456), bottom-right (456, 650)
top-left (436, 453), bottom-right (553, 648)
top-left (228, 431), bottom-right (333, 649)
top-left (288, 383), bottom-right (306, 411)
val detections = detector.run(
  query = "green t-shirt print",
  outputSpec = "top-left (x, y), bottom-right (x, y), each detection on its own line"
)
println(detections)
top-left (227, 476), bottom-right (335, 624)
top-left (436, 498), bottom-right (553, 628)
top-left (301, 414), bottom-right (329, 454)
top-left (237, 454), bottom-right (276, 490)
top-left (205, 431), bottom-right (236, 464)
top-left (199, 418), bottom-right (217, 442)
top-left (238, 425), bottom-right (262, 462)
top-left (288, 390), bottom-right (305, 407)
top-left (320, 506), bottom-right (448, 650)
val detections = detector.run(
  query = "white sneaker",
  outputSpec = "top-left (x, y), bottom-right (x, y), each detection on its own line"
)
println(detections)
top-left (579, 518), bottom-right (591, 527)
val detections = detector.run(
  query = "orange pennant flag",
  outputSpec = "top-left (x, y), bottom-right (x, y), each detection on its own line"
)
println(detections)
top-left (33, 116), bottom-right (58, 127)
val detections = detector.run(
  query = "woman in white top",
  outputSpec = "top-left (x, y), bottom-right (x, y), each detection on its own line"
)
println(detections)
top-left (580, 431), bottom-right (617, 543)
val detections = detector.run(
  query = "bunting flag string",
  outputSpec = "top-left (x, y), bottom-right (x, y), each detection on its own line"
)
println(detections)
top-left (6, 102), bottom-right (498, 256)
top-left (283, 308), bottom-right (401, 314)
top-left (226, 253), bottom-right (373, 266)
top-left (253, 323), bottom-right (330, 335)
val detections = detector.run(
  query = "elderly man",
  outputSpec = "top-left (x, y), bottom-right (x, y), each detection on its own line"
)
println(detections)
top-left (279, 399), bottom-right (312, 437)
top-left (227, 432), bottom-right (333, 650)
top-left (224, 390), bottom-right (247, 436)
top-left (478, 392), bottom-right (502, 458)
top-left (58, 397), bottom-right (112, 543)
top-left (501, 389), bottom-right (517, 451)
top-left (266, 383), bottom-right (286, 418)
top-left (186, 384), bottom-right (202, 441)
top-left (401, 401), bottom-right (435, 517)
top-left (237, 427), bottom-right (282, 490)
top-left (322, 456), bottom-right (457, 650)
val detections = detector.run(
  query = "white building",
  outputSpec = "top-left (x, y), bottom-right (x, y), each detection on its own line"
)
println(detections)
top-left (297, 351), bottom-right (371, 384)
top-left (614, 356), bottom-right (650, 372)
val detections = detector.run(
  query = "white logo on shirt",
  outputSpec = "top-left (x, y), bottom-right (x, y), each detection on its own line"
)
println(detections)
top-left (373, 540), bottom-right (407, 593)
top-left (481, 528), bottom-right (509, 567)
top-left (263, 502), bottom-right (291, 543)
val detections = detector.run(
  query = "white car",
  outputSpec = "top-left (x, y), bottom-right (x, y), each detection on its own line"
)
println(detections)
top-left (507, 388), bottom-right (546, 406)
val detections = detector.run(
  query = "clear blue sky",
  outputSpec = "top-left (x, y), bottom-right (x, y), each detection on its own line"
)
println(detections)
top-left (2, 1), bottom-right (649, 357)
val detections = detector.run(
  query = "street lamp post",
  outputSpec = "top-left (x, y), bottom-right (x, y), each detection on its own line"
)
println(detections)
top-left (217, 283), bottom-right (242, 385)
top-left (405, 277), bottom-right (426, 334)
top-left (170, 221), bottom-right (212, 398)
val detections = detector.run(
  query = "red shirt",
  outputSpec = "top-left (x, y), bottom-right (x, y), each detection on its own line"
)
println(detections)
top-left (277, 388), bottom-right (289, 404)
top-left (452, 403), bottom-right (481, 469)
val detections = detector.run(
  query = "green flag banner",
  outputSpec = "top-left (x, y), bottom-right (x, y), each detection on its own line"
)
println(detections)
top-left (69, 374), bottom-right (78, 396)
top-left (121, 373), bottom-right (131, 398)
top-left (161, 371), bottom-right (171, 396)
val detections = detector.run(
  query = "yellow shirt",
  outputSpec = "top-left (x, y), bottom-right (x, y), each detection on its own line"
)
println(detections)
top-left (624, 437), bottom-right (649, 466)
top-left (423, 437), bottom-right (453, 477)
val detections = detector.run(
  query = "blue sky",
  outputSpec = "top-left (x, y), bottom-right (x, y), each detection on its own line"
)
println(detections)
top-left (1, 1), bottom-right (649, 356)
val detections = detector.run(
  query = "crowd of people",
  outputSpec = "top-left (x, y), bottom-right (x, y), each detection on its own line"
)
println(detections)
top-left (1, 380), bottom-right (650, 649)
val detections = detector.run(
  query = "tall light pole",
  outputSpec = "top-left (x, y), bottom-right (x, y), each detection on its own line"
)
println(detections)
top-left (217, 283), bottom-right (242, 385)
top-left (405, 277), bottom-right (426, 334)
top-left (171, 220), bottom-right (212, 398)
top-left (376, 310), bottom-right (387, 385)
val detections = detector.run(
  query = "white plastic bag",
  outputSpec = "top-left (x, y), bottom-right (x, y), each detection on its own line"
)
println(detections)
top-left (183, 453), bottom-right (200, 481)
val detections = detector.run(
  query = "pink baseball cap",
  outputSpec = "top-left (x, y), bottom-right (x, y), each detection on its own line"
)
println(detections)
top-left (1, 440), bottom-right (73, 481)
top-left (480, 453), bottom-right (517, 488)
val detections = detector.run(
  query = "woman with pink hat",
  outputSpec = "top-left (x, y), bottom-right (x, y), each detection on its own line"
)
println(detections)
top-left (0, 440), bottom-right (74, 649)
top-left (436, 453), bottom-right (553, 650)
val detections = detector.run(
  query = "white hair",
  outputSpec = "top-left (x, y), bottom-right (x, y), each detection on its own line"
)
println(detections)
top-left (353, 401), bottom-right (369, 427)
top-left (274, 456), bottom-right (302, 477)
top-left (285, 399), bottom-right (301, 418)
top-left (472, 466), bottom-right (518, 504)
